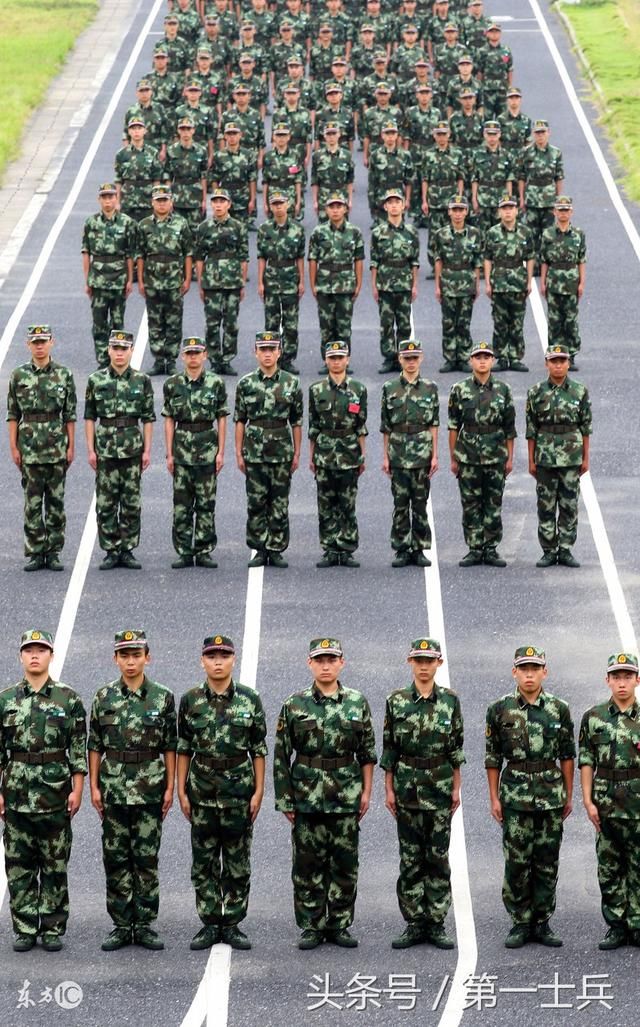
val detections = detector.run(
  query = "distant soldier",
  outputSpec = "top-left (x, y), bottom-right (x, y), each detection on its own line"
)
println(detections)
top-left (470, 120), bottom-right (514, 240)
top-left (146, 44), bottom-right (181, 111)
top-left (257, 193), bottom-right (306, 374)
top-left (367, 120), bottom-right (413, 224)
top-left (310, 122), bottom-right (355, 218)
top-left (221, 83), bottom-right (266, 174)
top-left (173, 82), bottom-right (217, 167)
top-left (498, 86), bottom-right (532, 158)
top-left (540, 196), bottom-right (586, 370)
top-left (315, 81), bottom-right (356, 152)
top-left (448, 88), bottom-right (484, 192)
top-left (370, 189), bottom-right (419, 374)
top-left (484, 193), bottom-right (534, 371)
top-left (517, 120), bottom-right (564, 271)
top-left (421, 120), bottom-right (465, 275)
top-left (402, 83), bottom-right (441, 227)
top-left (209, 123), bottom-right (258, 227)
top-left (114, 117), bottom-right (164, 225)
top-left (477, 21), bottom-right (513, 117)
top-left (273, 82), bottom-right (313, 172)
top-left (262, 123), bottom-right (304, 220)
top-left (308, 194), bottom-right (364, 364)
top-left (433, 194), bottom-right (482, 372)
top-left (460, 0), bottom-right (491, 62)
top-left (164, 117), bottom-right (208, 233)
top-left (123, 79), bottom-right (168, 161)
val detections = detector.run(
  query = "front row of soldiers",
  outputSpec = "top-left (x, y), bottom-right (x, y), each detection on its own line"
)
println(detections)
top-left (2, 629), bottom-right (638, 954)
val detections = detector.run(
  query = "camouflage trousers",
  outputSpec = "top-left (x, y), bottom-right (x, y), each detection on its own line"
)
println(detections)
top-left (3, 808), bottom-right (71, 937)
top-left (441, 293), bottom-right (475, 365)
top-left (245, 460), bottom-right (292, 553)
top-left (396, 806), bottom-right (452, 927)
top-left (175, 207), bottom-right (205, 234)
top-left (596, 815), bottom-right (640, 929)
top-left (482, 88), bottom-right (508, 120)
top-left (427, 209), bottom-right (449, 269)
top-left (315, 466), bottom-right (360, 554)
top-left (524, 206), bottom-right (555, 267)
top-left (316, 293), bottom-right (355, 358)
top-left (203, 288), bottom-right (241, 365)
top-left (95, 455), bottom-right (142, 554)
top-left (264, 290), bottom-right (300, 363)
top-left (190, 803), bottom-right (253, 926)
top-left (21, 461), bottom-right (67, 557)
top-left (535, 465), bottom-right (581, 552)
top-left (145, 286), bottom-right (184, 363)
top-left (456, 463), bottom-right (506, 551)
top-left (292, 812), bottom-right (359, 931)
top-left (172, 462), bottom-right (218, 557)
top-left (389, 465), bottom-right (432, 553)
top-left (546, 290), bottom-right (581, 356)
top-left (502, 807), bottom-right (563, 926)
top-left (473, 207), bottom-right (499, 245)
top-left (491, 291), bottom-right (527, 363)
top-left (90, 288), bottom-right (127, 367)
top-left (378, 291), bottom-right (412, 362)
top-left (102, 803), bottom-right (163, 927)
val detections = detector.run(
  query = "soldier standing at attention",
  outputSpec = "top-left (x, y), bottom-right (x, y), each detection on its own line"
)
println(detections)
top-left (84, 330), bottom-right (155, 571)
top-left (485, 645), bottom-right (575, 949)
top-left (380, 339), bottom-right (438, 568)
top-left (483, 193), bottom-right (534, 371)
top-left (234, 333), bottom-right (303, 568)
top-left (162, 337), bottom-right (229, 569)
top-left (421, 121), bottom-right (465, 277)
top-left (274, 637), bottom-right (376, 949)
top-left (433, 194), bottom-right (483, 373)
top-left (382, 638), bottom-right (464, 949)
top-left (114, 117), bottom-right (164, 227)
top-left (81, 182), bottom-right (136, 368)
top-left (526, 345), bottom-right (592, 568)
top-left (517, 120), bottom-right (564, 272)
top-left (310, 123), bottom-right (355, 219)
top-left (540, 196), bottom-right (587, 370)
top-left (477, 21), bottom-right (512, 118)
top-left (89, 630), bottom-right (176, 952)
top-left (177, 634), bottom-right (267, 951)
top-left (7, 325), bottom-right (77, 573)
top-left (448, 339), bottom-right (516, 567)
top-left (579, 651), bottom-right (640, 950)
top-left (371, 191), bottom-right (420, 378)
top-left (164, 116), bottom-right (208, 234)
top-left (256, 191), bottom-right (306, 375)
top-left (0, 629), bottom-right (86, 952)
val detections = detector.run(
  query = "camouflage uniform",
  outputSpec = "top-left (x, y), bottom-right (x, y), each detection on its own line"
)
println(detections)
top-left (209, 147), bottom-right (257, 224)
top-left (220, 106), bottom-right (266, 167)
top-left (195, 215), bottom-right (248, 368)
top-left (226, 73), bottom-right (267, 112)
top-left (81, 210), bottom-right (137, 366)
top-left (164, 141), bottom-right (208, 232)
top-left (367, 144), bottom-right (413, 222)
top-left (314, 103), bottom-right (356, 148)
top-left (402, 102), bottom-right (441, 222)
top-left (308, 219), bottom-right (365, 357)
top-left (256, 218), bottom-right (306, 366)
top-left (470, 144), bottom-right (514, 239)
top-left (433, 222), bottom-right (483, 366)
top-left (146, 69), bottom-right (181, 111)
top-left (422, 143), bottom-right (465, 267)
top-left (114, 144), bottom-right (164, 223)
top-left (518, 143), bottom-right (564, 266)
top-left (123, 102), bottom-right (168, 154)
top-left (477, 39), bottom-right (512, 117)
top-left (172, 101), bottom-right (218, 154)
top-left (310, 144), bottom-right (355, 218)
top-left (448, 111), bottom-right (484, 188)
top-left (262, 145), bottom-right (305, 214)
top-left (137, 211), bottom-right (193, 367)
top-left (370, 217), bottom-right (420, 362)
top-left (484, 219), bottom-right (535, 365)
top-left (498, 109), bottom-right (532, 158)
top-left (460, 10), bottom-right (492, 60)
top-left (362, 103), bottom-right (403, 154)
top-left (540, 223), bottom-right (587, 359)
top-left (273, 105), bottom-right (313, 167)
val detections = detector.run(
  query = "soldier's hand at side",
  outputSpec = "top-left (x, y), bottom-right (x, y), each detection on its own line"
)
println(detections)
top-left (291, 454), bottom-right (300, 473)
top-left (490, 797), bottom-right (503, 824)
top-left (577, 282), bottom-right (584, 299)
top-left (179, 794), bottom-right (192, 821)
top-left (67, 791), bottom-right (82, 818)
top-left (142, 450), bottom-right (151, 471)
top-left (66, 446), bottom-right (75, 467)
top-left (85, 285), bottom-right (93, 298)
top-left (579, 458), bottom-right (589, 476)
top-left (561, 799), bottom-right (573, 821)
top-left (504, 457), bottom-right (513, 477)
top-left (358, 461), bottom-right (366, 476)
top-left (450, 458), bottom-right (459, 476)
top-left (528, 458), bottom-right (537, 478)
top-left (385, 787), bottom-right (397, 818)
top-left (236, 454), bottom-right (246, 474)
top-left (451, 787), bottom-right (460, 814)
top-left (411, 285), bottom-right (417, 302)
top-left (249, 791), bottom-right (263, 823)
top-left (161, 787), bottom-right (174, 820)
top-left (180, 279), bottom-right (190, 296)
top-left (240, 287), bottom-right (245, 301)
top-left (429, 456), bottom-right (439, 477)
top-left (215, 453), bottom-right (224, 474)
top-left (88, 450), bottom-right (98, 471)
top-left (421, 201), bottom-right (429, 216)
top-left (372, 285), bottom-right (379, 302)
top-left (0, 794), bottom-right (5, 820)
top-left (382, 455), bottom-right (390, 476)
top-left (138, 282), bottom-right (146, 298)
top-left (486, 283), bottom-right (492, 299)
top-left (10, 448), bottom-right (22, 469)
top-left (435, 284), bottom-right (441, 303)
top-left (199, 286), bottom-right (205, 302)
top-left (166, 454), bottom-right (175, 476)
top-left (257, 282), bottom-right (265, 300)
top-left (283, 811), bottom-right (295, 824)
top-left (91, 787), bottom-right (104, 820)
top-left (473, 280), bottom-right (480, 301)
top-left (298, 281), bottom-right (305, 299)
top-left (309, 460), bottom-right (316, 474)
top-left (539, 282), bottom-right (546, 298)
top-left (125, 282), bottom-right (133, 298)
top-left (358, 792), bottom-right (371, 820)
top-left (584, 800), bottom-right (600, 832)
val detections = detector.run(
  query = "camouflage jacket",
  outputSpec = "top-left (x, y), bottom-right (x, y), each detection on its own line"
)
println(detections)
top-left (518, 143), bottom-right (564, 209)
top-left (176, 4), bottom-right (201, 44)
top-left (177, 680), bottom-right (268, 808)
top-left (209, 148), bottom-right (257, 210)
top-left (308, 376), bottom-right (368, 469)
top-left (579, 699), bottom-right (640, 819)
top-left (84, 366), bottom-right (156, 460)
top-left (172, 102), bottom-right (218, 147)
top-left (114, 143), bottom-right (164, 213)
top-left (81, 210), bottom-right (137, 291)
top-left (358, 73), bottom-right (399, 112)
top-left (234, 368), bottom-right (304, 464)
top-left (190, 70), bottom-right (225, 108)
top-left (460, 12), bottom-right (492, 57)
top-left (471, 145), bottom-right (515, 208)
top-left (195, 33), bottom-right (232, 73)
top-left (433, 224), bottom-right (483, 296)
top-left (162, 370), bottom-right (229, 466)
top-left (370, 218), bottom-right (420, 292)
top-left (422, 145), bottom-right (465, 208)
top-left (269, 42), bottom-right (307, 83)
top-left (225, 74), bottom-right (267, 110)
top-left (448, 113), bottom-right (484, 161)
top-left (484, 221), bottom-right (534, 293)
top-left (273, 682), bottom-right (377, 814)
top-left (7, 360), bottom-right (77, 464)
top-left (247, 8), bottom-right (275, 48)
top-left (272, 106), bottom-right (313, 163)
top-left (362, 104), bottom-right (403, 146)
top-left (314, 105), bottom-right (355, 145)
top-left (220, 107), bottom-right (266, 155)
top-left (232, 42), bottom-right (268, 77)
top-left (432, 42), bottom-right (466, 87)
top-left (448, 375), bottom-right (516, 465)
top-left (380, 682), bottom-right (465, 810)
top-left (309, 42), bottom-right (341, 83)
top-left (88, 675), bottom-right (177, 806)
top-left (146, 69), bottom-right (181, 111)
top-left (165, 142), bottom-right (209, 210)
top-left (308, 219), bottom-right (365, 294)
top-left (497, 110), bottom-right (532, 155)
top-left (350, 43), bottom-right (378, 80)
top-left (356, 12), bottom-right (394, 46)
top-left (0, 678), bottom-right (87, 813)
top-left (274, 76), bottom-right (317, 112)
top-left (477, 42), bottom-right (513, 90)
top-left (380, 374), bottom-right (439, 468)
top-left (310, 146), bottom-right (355, 203)
top-left (195, 215), bottom-right (248, 290)
top-left (525, 377), bottom-right (592, 467)
top-left (312, 11), bottom-right (352, 47)
top-left (256, 218), bottom-right (305, 293)
top-left (368, 146), bottom-right (414, 200)
top-left (162, 35), bottom-right (193, 74)
top-left (540, 224), bottom-right (587, 294)
top-left (427, 14), bottom-right (461, 51)
top-left (123, 101), bottom-right (169, 151)
top-left (485, 687), bottom-right (576, 812)
top-left (262, 147), bottom-right (305, 206)
top-left (402, 104), bottom-right (442, 153)
top-left (393, 43), bottom-right (429, 82)
top-left (137, 212), bottom-right (193, 290)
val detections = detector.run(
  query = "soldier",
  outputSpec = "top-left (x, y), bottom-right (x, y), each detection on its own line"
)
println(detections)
top-left (579, 651), bottom-right (640, 950)
top-left (485, 646), bottom-right (575, 948)
top-left (161, 13), bottom-right (193, 76)
top-left (123, 79), bottom-right (169, 161)
top-left (421, 121), bottom-right (465, 275)
top-left (309, 23), bottom-right (339, 87)
top-left (484, 193), bottom-right (534, 371)
top-left (88, 630), bottom-right (176, 951)
top-left (382, 637), bottom-right (463, 948)
top-left (173, 82), bottom-right (217, 167)
top-left (198, 14), bottom-right (233, 73)
top-left (310, 122), bottom-right (355, 218)
top-left (517, 120), bottom-right (564, 271)
top-left (498, 86), bottom-right (532, 158)
top-left (370, 189), bottom-right (419, 374)
top-left (361, 82), bottom-right (401, 167)
top-left (273, 637), bottom-right (376, 948)
top-left (448, 88), bottom-right (484, 193)
top-left (477, 21), bottom-right (513, 118)
top-left (460, 0), bottom-right (491, 61)
top-left (162, 337), bottom-right (228, 569)
top-left (210, 122), bottom-right (258, 228)
top-left (470, 120), bottom-right (514, 241)
top-left (257, 193), bottom-right (306, 374)
top-left (367, 120), bottom-right (413, 225)
top-left (234, 333), bottom-right (303, 568)
top-left (0, 629), bottom-right (86, 952)
top-left (273, 82), bottom-right (313, 174)
top-left (7, 325), bottom-right (77, 572)
top-left (177, 634), bottom-right (267, 951)
top-left (164, 116), bottom-right (208, 233)
top-left (262, 123), bottom-right (304, 220)
top-left (380, 339), bottom-right (438, 567)
top-left (114, 117), bottom-right (164, 226)
top-left (526, 346), bottom-right (592, 568)
top-left (146, 45), bottom-right (181, 112)
top-left (402, 83), bottom-right (441, 227)
top-left (432, 23), bottom-right (465, 96)
top-left (315, 81), bottom-right (356, 153)
top-left (308, 194), bottom-right (364, 364)
top-left (433, 194), bottom-right (483, 372)
top-left (309, 341), bottom-right (367, 567)
top-left (393, 23), bottom-right (429, 84)
top-left (448, 339), bottom-right (516, 566)
top-left (540, 196), bottom-right (587, 370)
top-left (221, 83), bottom-right (266, 175)
top-left (190, 45), bottom-right (225, 112)
top-left (445, 54), bottom-right (483, 118)
top-left (84, 330), bottom-right (155, 570)
top-left (227, 54), bottom-right (268, 118)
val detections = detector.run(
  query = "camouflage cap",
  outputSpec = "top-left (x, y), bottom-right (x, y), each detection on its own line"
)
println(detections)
top-left (398, 338), bottom-right (423, 355)
top-left (109, 329), bottom-right (134, 347)
top-left (383, 187), bottom-right (404, 201)
top-left (325, 340), bottom-right (349, 356)
top-left (283, 80), bottom-right (301, 92)
top-left (433, 120), bottom-right (450, 133)
top-left (27, 324), bottom-right (53, 340)
top-left (484, 120), bottom-right (501, 133)
top-left (181, 336), bottom-right (206, 352)
top-left (373, 49), bottom-right (388, 60)
top-left (360, 23), bottom-right (375, 31)
top-left (323, 121), bottom-right (341, 134)
top-left (197, 45), bottom-right (213, 56)
top-left (241, 19), bottom-right (256, 29)
top-left (448, 193), bottom-right (468, 208)
top-left (458, 54), bottom-right (473, 64)
top-left (331, 55), bottom-right (348, 65)
top-left (607, 652), bottom-right (639, 674)
top-left (325, 191), bottom-right (347, 206)
top-left (545, 344), bottom-right (570, 359)
top-left (204, 13), bottom-right (219, 22)
top-left (286, 55), bottom-right (303, 65)
top-left (279, 19), bottom-right (293, 28)
top-left (506, 86), bottom-right (522, 98)
top-left (381, 120), bottom-right (399, 132)
top-left (554, 195), bottom-right (573, 209)
top-left (444, 21), bottom-right (459, 31)
top-left (153, 44), bottom-right (169, 56)
top-left (255, 331), bottom-right (281, 347)
top-left (416, 83), bottom-right (433, 93)
top-left (96, 181), bottom-right (116, 194)
top-left (409, 637), bottom-right (442, 659)
top-left (513, 645), bottom-right (546, 667)
top-left (238, 52), bottom-right (255, 62)
top-left (211, 187), bottom-right (231, 202)
top-left (458, 87), bottom-right (476, 99)
top-left (273, 122), bottom-right (291, 134)
top-left (413, 58), bottom-right (429, 67)
top-left (469, 0), bottom-right (483, 5)
top-left (498, 192), bottom-right (517, 207)
top-left (177, 116), bottom-right (195, 128)
top-left (318, 22), bottom-right (333, 31)
top-left (374, 81), bottom-right (392, 92)
top-left (232, 83), bottom-right (251, 93)
top-left (114, 629), bottom-right (147, 651)
top-left (185, 80), bottom-right (202, 90)
top-left (533, 119), bottom-right (549, 131)
top-left (470, 339), bottom-right (494, 356)
top-left (223, 121), bottom-right (241, 133)
top-left (152, 184), bottom-right (172, 200)
top-left (164, 14), bottom-right (179, 23)
top-left (325, 81), bottom-right (343, 94)
top-left (309, 637), bottom-right (343, 658)
top-left (486, 20), bottom-right (501, 30)
top-left (127, 115), bottom-right (145, 128)
top-left (20, 629), bottom-right (54, 651)
top-left (402, 22), bottom-right (418, 31)
top-left (268, 190), bottom-right (289, 204)
top-left (137, 78), bottom-right (152, 90)
top-left (202, 633), bottom-right (235, 655)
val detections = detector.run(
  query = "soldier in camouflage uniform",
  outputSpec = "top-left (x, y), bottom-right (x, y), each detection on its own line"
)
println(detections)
top-left (308, 194), bottom-right (365, 363)
top-left (382, 637), bottom-right (464, 949)
top-left (361, 83), bottom-right (402, 167)
top-left (448, 339), bottom-right (516, 566)
top-left (309, 341), bottom-right (367, 566)
top-left (526, 346), bottom-right (592, 568)
top-left (123, 79), bottom-right (169, 162)
top-left (485, 645), bottom-right (575, 948)
top-left (445, 54), bottom-right (484, 116)
top-left (173, 82), bottom-right (218, 167)
top-left (460, 0), bottom-right (491, 63)
top-left (257, 193), bottom-right (306, 373)
top-left (164, 117), bottom-right (208, 233)
top-left (517, 120), bottom-right (564, 271)
top-left (477, 21), bottom-right (513, 118)
top-left (498, 86), bottom-right (532, 159)
top-left (367, 121), bottom-right (413, 224)
top-left (221, 83), bottom-right (266, 173)
top-left (540, 196), bottom-right (587, 369)
top-left (273, 82), bottom-right (313, 172)
top-left (483, 193), bottom-right (534, 371)
top-left (274, 637), bottom-right (376, 949)
top-left (7, 325), bottom-right (77, 572)
top-left (0, 629), bottom-right (86, 952)
top-left (310, 122), bottom-right (355, 219)
top-left (421, 121), bottom-right (465, 274)
top-left (114, 117), bottom-right (164, 226)
top-left (210, 123), bottom-right (258, 228)
top-left (162, 337), bottom-right (228, 569)
top-left (89, 630), bottom-right (176, 951)
top-left (314, 82), bottom-right (356, 152)
top-left (448, 89), bottom-right (484, 193)
top-left (380, 339), bottom-right (438, 566)
top-left (579, 651), bottom-right (640, 950)
top-left (146, 45), bottom-right (181, 112)
top-left (370, 189), bottom-right (419, 373)
top-left (162, 13), bottom-right (193, 74)
top-left (262, 123), bottom-right (305, 221)
top-left (177, 634), bottom-right (267, 951)
top-left (234, 333), bottom-right (303, 568)
top-left (84, 330), bottom-right (155, 570)
top-left (470, 120), bottom-right (514, 241)
top-left (433, 194), bottom-right (483, 372)
top-left (402, 83), bottom-right (441, 227)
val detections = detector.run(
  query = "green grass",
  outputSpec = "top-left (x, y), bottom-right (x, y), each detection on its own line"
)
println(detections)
top-left (0, 0), bottom-right (98, 180)
top-left (560, 0), bottom-right (640, 201)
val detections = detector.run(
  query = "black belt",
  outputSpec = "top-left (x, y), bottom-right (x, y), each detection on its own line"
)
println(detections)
top-left (10, 750), bottom-right (66, 765)
top-left (21, 413), bottom-right (60, 423)
top-left (248, 418), bottom-right (288, 429)
top-left (399, 755), bottom-right (449, 770)
top-left (321, 427), bottom-right (353, 438)
top-left (100, 416), bottom-right (139, 428)
top-left (493, 258), bottom-right (525, 269)
top-left (208, 251), bottom-right (237, 260)
top-left (296, 755), bottom-right (354, 770)
top-left (527, 176), bottom-right (554, 186)
top-left (548, 261), bottom-right (577, 270)
top-left (268, 258), bottom-right (297, 267)
top-left (507, 759), bottom-right (558, 772)
top-left (443, 263), bottom-right (472, 271)
top-left (595, 767), bottom-right (640, 782)
top-left (92, 253), bottom-right (125, 262)
top-left (177, 421), bottom-right (214, 433)
top-left (381, 259), bottom-right (411, 268)
top-left (195, 753), bottom-right (248, 770)
top-left (462, 424), bottom-right (500, 435)
top-left (105, 749), bottom-right (160, 763)
top-left (392, 424), bottom-right (428, 435)
top-left (123, 178), bottom-right (153, 185)
top-left (320, 263), bottom-right (352, 272)
top-left (145, 254), bottom-right (181, 263)
top-left (538, 423), bottom-right (575, 434)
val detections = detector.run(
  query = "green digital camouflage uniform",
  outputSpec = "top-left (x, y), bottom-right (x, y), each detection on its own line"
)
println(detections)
top-left (471, 145), bottom-right (514, 239)
top-left (393, 43), bottom-right (429, 83)
top-left (361, 103), bottom-right (403, 154)
top-left (484, 220), bottom-right (535, 364)
top-left (7, 360), bottom-right (77, 560)
top-left (114, 144), bottom-right (164, 223)
top-left (422, 144), bottom-right (465, 267)
top-left (433, 222), bottom-right (483, 366)
top-left (273, 681), bottom-right (377, 932)
top-left (256, 218), bottom-right (306, 365)
top-left (485, 686), bottom-right (575, 928)
top-left (84, 366), bottom-right (156, 556)
top-left (209, 148), bottom-right (257, 224)
top-left (164, 141), bottom-right (208, 232)
top-left (146, 69), bottom-right (181, 111)
top-left (308, 220), bottom-right (365, 357)
top-left (81, 210), bottom-right (137, 366)
top-left (518, 143), bottom-right (564, 266)
top-left (540, 224), bottom-right (587, 359)
top-left (478, 40), bottom-right (512, 117)
top-left (460, 11), bottom-right (492, 60)
top-left (226, 74), bottom-right (268, 112)
top-left (310, 144), bottom-right (355, 217)
top-left (189, 69), bottom-right (225, 108)
top-left (0, 675), bottom-right (86, 939)
top-left (221, 106), bottom-right (266, 164)
top-left (525, 375), bottom-right (592, 556)
top-left (445, 75), bottom-right (484, 114)
top-left (195, 215), bottom-right (248, 368)
top-left (367, 145), bottom-right (414, 222)
top-left (137, 211), bottom-right (193, 366)
top-left (370, 218), bottom-right (420, 362)
top-left (432, 41), bottom-right (466, 92)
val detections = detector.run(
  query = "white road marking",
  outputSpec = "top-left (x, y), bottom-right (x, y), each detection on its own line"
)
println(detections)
top-left (0, 196), bottom-right (47, 289)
